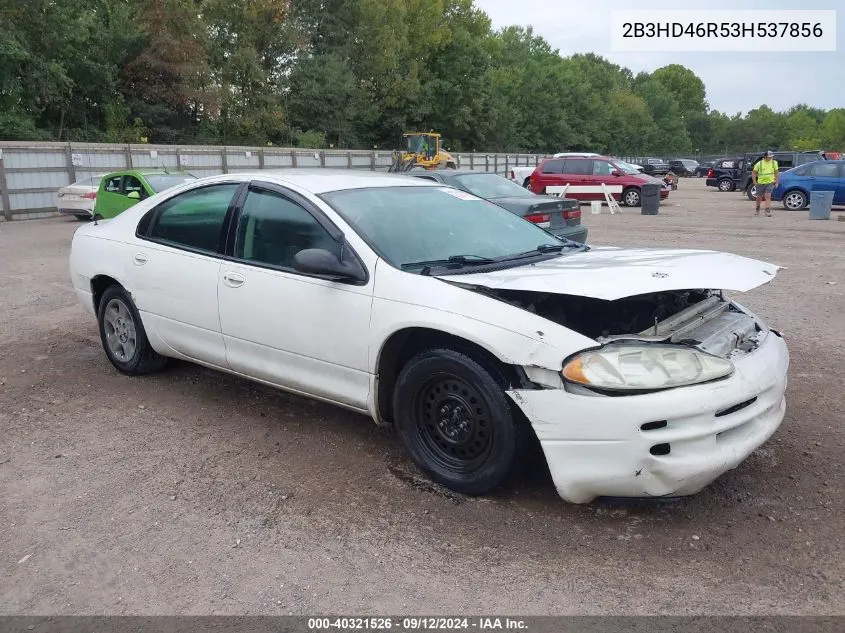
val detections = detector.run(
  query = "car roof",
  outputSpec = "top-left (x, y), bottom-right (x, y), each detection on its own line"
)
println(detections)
top-left (239, 168), bottom-right (442, 194)
top-left (101, 169), bottom-right (193, 178)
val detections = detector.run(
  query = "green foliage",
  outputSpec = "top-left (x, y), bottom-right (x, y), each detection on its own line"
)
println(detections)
top-left (0, 0), bottom-right (840, 155)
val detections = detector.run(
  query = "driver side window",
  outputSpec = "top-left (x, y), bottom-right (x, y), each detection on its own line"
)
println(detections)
top-left (124, 175), bottom-right (147, 199)
top-left (235, 188), bottom-right (340, 270)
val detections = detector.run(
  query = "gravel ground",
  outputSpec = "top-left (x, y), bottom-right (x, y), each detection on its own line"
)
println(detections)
top-left (1, 178), bottom-right (843, 615)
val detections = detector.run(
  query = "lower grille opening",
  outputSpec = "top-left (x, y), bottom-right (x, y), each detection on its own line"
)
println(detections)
top-left (641, 420), bottom-right (668, 431)
top-left (650, 443), bottom-right (671, 456)
top-left (715, 397), bottom-right (758, 418)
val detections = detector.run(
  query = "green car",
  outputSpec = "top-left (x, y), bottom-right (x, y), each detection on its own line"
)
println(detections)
top-left (92, 169), bottom-right (198, 219)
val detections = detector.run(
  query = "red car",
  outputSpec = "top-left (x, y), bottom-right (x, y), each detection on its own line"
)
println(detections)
top-left (529, 155), bottom-right (671, 207)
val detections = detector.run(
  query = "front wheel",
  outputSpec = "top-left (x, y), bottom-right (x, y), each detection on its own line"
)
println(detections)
top-left (783, 190), bottom-right (808, 210)
top-left (622, 187), bottom-right (641, 207)
top-left (392, 348), bottom-right (524, 495)
top-left (522, 178), bottom-right (531, 189)
top-left (746, 184), bottom-right (757, 201)
top-left (97, 285), bottom-right (167, 375)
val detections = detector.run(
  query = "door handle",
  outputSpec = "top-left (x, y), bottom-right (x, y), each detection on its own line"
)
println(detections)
top-left (223, 271), bottom-right (246, 288)
top-left (133, 253), bottom-right (148, 265)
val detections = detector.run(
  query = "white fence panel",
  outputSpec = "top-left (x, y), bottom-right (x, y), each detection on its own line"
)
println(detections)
top-left (0, 141), bottom-right (545, 220)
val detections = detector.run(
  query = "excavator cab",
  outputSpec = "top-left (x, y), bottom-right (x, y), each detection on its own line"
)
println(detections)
top-left (389, 131), bottom-right (457, 172)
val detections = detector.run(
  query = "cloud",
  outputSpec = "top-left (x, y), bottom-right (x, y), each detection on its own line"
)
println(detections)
top-left (474, 0), bottom-right (844, 113)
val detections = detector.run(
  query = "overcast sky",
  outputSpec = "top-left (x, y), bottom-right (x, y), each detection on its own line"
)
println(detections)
top-left (474, 0), bottom-right (843, 114)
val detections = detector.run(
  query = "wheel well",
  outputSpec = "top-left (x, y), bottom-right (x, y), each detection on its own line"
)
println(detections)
top-left (91, 275), bottom-right (121, 312)
top-left (375, 328), bottom-right (526, 425)
top-left (522, 177), bottom-right (530, 188)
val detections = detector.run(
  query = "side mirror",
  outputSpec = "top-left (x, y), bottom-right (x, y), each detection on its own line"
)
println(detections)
top-left (293, 248), bottom-right (365, 283)
top-left (612, 170), bottom-right (623, 177)
top-left (126, 191), bottom-right (141, 200)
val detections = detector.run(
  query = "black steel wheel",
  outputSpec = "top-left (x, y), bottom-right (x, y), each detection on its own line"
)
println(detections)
top-left (392, 348), bottom-right (524, 495)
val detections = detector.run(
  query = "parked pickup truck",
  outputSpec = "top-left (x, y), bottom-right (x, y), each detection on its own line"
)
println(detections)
top-left (639, 158), bottom-right (672, 175)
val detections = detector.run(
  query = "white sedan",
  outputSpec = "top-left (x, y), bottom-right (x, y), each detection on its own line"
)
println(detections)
top-left (56, 174), bottom-right (106, 220)
top-left (68, 170), bottom-right (789, 503)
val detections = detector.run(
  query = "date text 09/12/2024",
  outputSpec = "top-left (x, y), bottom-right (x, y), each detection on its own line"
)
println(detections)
top-left (307, 617), bottom-right (527, 630)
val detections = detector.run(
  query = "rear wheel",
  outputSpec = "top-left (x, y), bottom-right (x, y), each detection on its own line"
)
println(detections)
top-left (622, 187), bottom-right (641, 207)
top-left (392, 348), bottom-right (524, 495)
top-left (783, 190), bottom-right (807, 210)
top-left (522, 178), bottom-right (531, 189)
top-left (718, 178), bottom-right (734, 192)
top-left (97, 285), bottom-right (167, 375)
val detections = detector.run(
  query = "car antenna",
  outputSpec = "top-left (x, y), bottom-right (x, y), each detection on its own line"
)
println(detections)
top-left (161, 162), bottom-right (169, 174)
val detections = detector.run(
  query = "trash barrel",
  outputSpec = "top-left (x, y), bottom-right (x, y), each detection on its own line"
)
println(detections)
top-left (809, 190), bottom-right (834, 220)
top-left (641, 183), bottom-right (660, 215)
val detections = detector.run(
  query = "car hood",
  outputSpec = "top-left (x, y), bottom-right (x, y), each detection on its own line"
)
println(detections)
top-left (442, 247), bottom-right (781, 301)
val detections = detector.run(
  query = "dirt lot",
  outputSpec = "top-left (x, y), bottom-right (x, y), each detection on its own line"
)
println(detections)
top-left (1, 178), bottom-right (844, 615)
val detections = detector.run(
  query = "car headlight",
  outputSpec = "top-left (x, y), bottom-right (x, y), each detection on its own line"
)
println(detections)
top-left (561, 344), bottom-right (733, 392)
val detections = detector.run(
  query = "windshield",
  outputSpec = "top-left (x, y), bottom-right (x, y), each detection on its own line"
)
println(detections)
top-left (614, 160), bottom-right (642, 175)
top-left (454, 173), bottom-right (534, 199)
top-left (146, 174), bottom-right (198, 193)
top-left (321, 186), bottom-right (566, 273)
top-left (681, 160), bottom-right (699, 167)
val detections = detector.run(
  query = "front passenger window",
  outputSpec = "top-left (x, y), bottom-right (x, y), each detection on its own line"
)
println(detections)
top-left (235, 189), bottom-right (340, 269)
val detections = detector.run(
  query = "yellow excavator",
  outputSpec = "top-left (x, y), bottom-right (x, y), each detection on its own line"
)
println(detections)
top-left (389, 132), bottom-right (457, 172)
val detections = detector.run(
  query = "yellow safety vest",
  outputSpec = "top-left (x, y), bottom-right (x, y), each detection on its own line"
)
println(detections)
top-left (753, 159), bottom-right (779, 184)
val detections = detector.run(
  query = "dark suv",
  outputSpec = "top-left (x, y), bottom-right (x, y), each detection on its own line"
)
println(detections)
top-left (706, 158), bottom-right (743, 192)
top-left (668, 159), bottom-right (700, 177)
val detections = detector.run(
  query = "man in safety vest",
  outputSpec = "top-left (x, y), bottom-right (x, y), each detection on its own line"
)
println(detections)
top-left (752, 151), bottom-right (779, 217)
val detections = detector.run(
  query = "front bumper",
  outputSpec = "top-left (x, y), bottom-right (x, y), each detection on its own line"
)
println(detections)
top-left (507, 331), bottom-right (789, 504)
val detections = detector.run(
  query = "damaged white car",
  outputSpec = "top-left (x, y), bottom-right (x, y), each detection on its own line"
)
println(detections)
top-left (68, 170), bottom-right (789, 504)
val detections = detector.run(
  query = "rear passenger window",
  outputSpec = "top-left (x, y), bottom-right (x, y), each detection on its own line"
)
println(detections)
top-left (235, 188), bottom-right (340, 270)
top-left (562, 159), bottom-right (592, 175)
top-left (541, 159), bottom-right (565, 174)
top-left (147, 184), bottom-right (238, 254)
top-left (808, 162), bottom-right (840, 177)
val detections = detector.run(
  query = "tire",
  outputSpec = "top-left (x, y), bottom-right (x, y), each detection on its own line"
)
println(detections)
top-left (522, 178), bottom-right (531, 189)
top-left (782, 190), bottom-right (808, 210)
top-left (392, 348), bottom-right (525, 495)
top-left (746, 184), bottom-right (756, 201)
top-left (74, 214), bottom-right (90, 221)
top-left (718, 178), bottom-right (734, 192)
top-left (622, 187), bottom-right (641, 207)
top-left (97, 284), bottom-right (167, 375)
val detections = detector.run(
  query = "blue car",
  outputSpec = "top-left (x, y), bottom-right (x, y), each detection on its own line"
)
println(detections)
top-left (772, 160), bottom-right (845, 210)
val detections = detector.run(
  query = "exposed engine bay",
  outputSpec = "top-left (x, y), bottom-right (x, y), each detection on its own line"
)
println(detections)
top-left (480, 287), bottom-right (766, 359)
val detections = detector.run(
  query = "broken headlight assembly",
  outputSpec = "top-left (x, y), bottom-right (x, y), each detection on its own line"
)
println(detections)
top-left (561, 343), bottom-right (734, 392)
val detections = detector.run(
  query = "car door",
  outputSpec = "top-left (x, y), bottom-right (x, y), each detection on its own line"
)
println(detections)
top-left (560, 158), bottom-right (595, 201)
top-left (591, 159), bottom-right (622, 201)
top-left (95, 174), bottom-right (125, 218)
top-left (130, 181), bottom-right (242, 368)
top-left (217, 181), bottom-right (373, 411)
top-left (806, 161), bottom-right (843, 201)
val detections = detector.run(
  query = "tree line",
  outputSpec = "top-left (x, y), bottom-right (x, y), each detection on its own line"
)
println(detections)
top-left (2, 0), bottom-right (844, 155)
